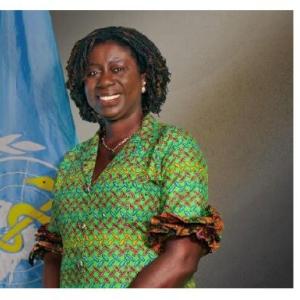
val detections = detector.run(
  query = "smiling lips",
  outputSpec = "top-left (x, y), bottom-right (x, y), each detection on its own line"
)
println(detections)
top-left (97, 94), bottom-right (120, 102)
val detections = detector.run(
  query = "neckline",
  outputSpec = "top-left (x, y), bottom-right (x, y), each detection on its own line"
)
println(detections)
top-left (85, 113), bottom-right (155, 188)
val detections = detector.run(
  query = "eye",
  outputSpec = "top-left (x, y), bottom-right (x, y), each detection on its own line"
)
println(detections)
top-left (112, 67), bottom-right (125, 73)
top-left (86, 70), bottom-right (100, 77)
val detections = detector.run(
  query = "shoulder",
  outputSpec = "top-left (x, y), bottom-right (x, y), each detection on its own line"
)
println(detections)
top-left (53, 133), bottom-right (97, 190)
top-left (151, 117), bottom-right (207, 172)
top-left (57, 132), bottom-right (97, 170)
top-left (154, 117), bottom-right (203, 153)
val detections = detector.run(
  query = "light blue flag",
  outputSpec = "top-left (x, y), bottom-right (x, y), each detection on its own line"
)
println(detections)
top-left (0, 11), bottom-right (78, 287)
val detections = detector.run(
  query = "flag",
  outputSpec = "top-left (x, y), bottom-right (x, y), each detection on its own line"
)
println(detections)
top-left (0, 11), bottom-right (78, 287)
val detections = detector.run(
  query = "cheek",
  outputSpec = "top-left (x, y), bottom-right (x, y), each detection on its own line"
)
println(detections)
top-left (124, 77), bottom-right (142, 96)
top-left (84, 81), bottom-right (93, 98)
top-left (84, 83), bottom-right (95, 109)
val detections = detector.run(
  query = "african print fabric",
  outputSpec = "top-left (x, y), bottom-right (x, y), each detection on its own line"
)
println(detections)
top-left (39, 113), bottom-right (222, 288)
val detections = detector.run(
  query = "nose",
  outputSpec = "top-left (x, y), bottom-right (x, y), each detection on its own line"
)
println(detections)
top-left (96, 70), bottom-right (114, 89)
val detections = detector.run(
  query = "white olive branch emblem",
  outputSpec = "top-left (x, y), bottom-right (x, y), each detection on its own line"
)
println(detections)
top-left (0, 135), bottom-right (45, 155)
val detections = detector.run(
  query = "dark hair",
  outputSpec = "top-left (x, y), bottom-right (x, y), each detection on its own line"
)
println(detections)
top-left (66, 26), bottom-right (171, 123)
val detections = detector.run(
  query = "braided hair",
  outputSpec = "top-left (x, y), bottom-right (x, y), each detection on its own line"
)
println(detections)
top-left (66, 26), bottom-right (171, 124)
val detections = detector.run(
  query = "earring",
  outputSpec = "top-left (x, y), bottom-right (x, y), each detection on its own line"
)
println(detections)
top-left (141, 81), bottom-right (146, 93)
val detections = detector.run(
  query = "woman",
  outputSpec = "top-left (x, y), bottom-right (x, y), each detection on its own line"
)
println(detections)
top-left (29, 26), bottom-right (223, 288)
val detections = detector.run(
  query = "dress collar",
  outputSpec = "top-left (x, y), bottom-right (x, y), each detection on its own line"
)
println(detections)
top-left (89, 112), bottom-right (157, 149)
top-left (81, 113), bottom-right (158, 187)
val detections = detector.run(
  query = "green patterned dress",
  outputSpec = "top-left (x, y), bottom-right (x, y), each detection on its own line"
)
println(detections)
top-left (37, 113), bottom-right (222, 288)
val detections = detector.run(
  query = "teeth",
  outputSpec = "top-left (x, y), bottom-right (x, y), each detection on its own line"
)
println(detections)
top-left (99, 94), bottom-right (120, 101)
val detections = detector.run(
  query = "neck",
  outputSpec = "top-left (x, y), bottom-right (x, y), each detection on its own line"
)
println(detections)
top-left (101, 111), bottom-right (144, 145)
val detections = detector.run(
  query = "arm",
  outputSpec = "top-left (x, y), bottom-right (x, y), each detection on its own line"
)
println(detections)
top-left (129, 130), bottom-right (223, 288)
top-left (129, 237), bottom-right (208, 288)
top-left (43, 252), bottom-right (62, 288)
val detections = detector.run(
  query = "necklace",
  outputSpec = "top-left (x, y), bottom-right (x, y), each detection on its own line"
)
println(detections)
top-left (101, 135), bottom-right (131, 154)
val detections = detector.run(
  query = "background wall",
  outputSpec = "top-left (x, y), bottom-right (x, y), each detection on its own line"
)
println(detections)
top-left (50, 11), bottom-right (293, 288)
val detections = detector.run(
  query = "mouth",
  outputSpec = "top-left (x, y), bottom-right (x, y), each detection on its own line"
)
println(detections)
top-left (97, 94), bottom-right (121, 102)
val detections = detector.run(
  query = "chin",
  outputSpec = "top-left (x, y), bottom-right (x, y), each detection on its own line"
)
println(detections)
top-left (98, 109), bottom-right (122, 121)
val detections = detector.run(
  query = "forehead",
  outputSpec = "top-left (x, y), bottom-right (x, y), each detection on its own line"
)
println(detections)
top-left (88, 40), bottom-right (136, 63)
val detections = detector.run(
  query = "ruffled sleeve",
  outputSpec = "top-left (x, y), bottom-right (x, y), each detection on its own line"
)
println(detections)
top-left (149, 205), bottom-right (224, 254)
top-left (148, 128), bottom-right (224, 254)
top-left (28, 223), bottom-right (63, 266)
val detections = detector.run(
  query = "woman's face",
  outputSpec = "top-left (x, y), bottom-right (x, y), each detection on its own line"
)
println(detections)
top-left (84, 41), bottom-right (145, 122)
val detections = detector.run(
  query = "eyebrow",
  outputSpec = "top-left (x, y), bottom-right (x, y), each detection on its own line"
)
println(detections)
top-left (87, 58), bottom-right (124, 66)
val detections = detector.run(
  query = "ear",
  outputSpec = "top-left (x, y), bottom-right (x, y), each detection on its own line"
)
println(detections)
top-left (140, 73), bottom-right (146, 84)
